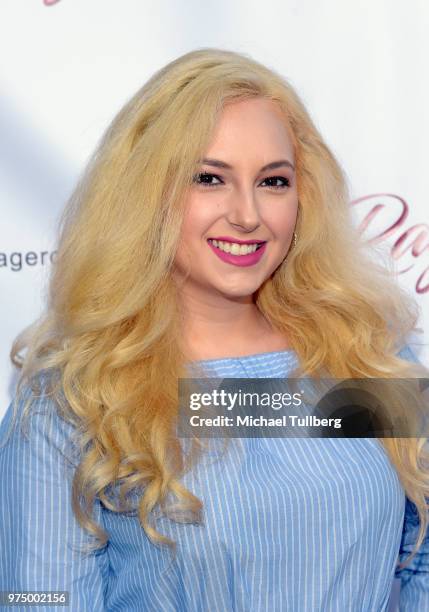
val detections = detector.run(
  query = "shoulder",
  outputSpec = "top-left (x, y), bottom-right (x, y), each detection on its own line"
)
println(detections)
top-left (0, 370), bottom-right (82, 471)
top-left (396, 343), bottom-right (420, 364)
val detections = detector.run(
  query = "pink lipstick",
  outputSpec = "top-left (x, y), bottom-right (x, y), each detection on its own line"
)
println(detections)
top-left (207, 238), bottom-right (267, 267)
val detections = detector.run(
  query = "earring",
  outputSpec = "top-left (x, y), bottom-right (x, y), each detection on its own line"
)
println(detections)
top-left (293, 231), bottom-right (297, 248)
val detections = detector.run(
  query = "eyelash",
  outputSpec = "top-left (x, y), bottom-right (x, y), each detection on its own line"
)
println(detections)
top-left (192, 172), bottom-right (291, 190)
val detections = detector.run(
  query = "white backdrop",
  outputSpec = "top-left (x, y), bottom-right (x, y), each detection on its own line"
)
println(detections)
top-left (1, 2), bottom-right (428, 608)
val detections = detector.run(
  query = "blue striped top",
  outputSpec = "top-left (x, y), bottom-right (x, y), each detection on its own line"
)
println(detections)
top-left (0, 345), bottom-right (428, 611)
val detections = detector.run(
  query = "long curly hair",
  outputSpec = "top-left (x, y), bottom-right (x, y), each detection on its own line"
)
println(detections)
top-left (4, 47), bottom-right (429, 569)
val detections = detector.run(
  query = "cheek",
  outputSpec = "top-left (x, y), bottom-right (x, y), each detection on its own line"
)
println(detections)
top-left (177, 211), bottom-right (199, 246)
top-left (180, 198), bottom-right (219, 242)
top-left (264, 201), bottom-right (298, 235)
top-left (175, 203), bottom-right (211, 265)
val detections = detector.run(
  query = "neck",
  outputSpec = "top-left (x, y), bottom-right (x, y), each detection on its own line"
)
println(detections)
top-left (177, 285), bottom-right (272, 360)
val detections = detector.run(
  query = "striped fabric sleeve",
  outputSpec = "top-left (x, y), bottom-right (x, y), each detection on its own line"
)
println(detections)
top-left (393, 343), bottom-right (429, 611)
top-left (0, 378), bottom-right (109, 612)
top-left (394, 497), bottom-right (429, 611)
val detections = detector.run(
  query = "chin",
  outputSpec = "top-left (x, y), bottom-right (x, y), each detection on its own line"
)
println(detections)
top-left (213, 283), bottom-right (261, 298)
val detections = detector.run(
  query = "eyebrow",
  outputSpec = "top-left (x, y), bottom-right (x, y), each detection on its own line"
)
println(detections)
top-left (199, 157), bottom-right (295, 172)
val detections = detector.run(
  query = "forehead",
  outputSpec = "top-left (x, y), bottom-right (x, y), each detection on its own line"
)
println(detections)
top-left (206, 97), bottom-right (295, 158)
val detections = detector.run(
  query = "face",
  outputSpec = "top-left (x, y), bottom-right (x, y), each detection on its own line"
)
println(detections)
top-left (173, 97), bottom-right (299, 301)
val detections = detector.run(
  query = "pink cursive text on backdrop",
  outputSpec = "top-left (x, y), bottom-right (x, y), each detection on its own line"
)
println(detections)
top-left (351, 193), bottom-right (428, 294)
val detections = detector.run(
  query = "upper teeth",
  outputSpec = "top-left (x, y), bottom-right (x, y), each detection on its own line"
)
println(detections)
top-left (208, 239), bottom-right (261, 255)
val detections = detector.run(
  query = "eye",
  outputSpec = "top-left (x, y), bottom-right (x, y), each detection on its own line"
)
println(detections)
top-left (260, 176), bottom-right (291, 190)
top-left (192, 172), bottom-right (223, 187)
top-left (192, 172), bottom-right (291, 190)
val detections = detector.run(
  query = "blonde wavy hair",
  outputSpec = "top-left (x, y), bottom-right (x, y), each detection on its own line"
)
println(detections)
top-left (4, 47), bottom-right (429, 570)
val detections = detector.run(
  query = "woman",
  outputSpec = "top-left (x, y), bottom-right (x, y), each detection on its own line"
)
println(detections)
top-left (1, 47), bottom-right (428, 611)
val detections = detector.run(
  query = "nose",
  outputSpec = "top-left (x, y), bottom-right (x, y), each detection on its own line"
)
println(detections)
top-left (226, 184), bottom-right (261, 233)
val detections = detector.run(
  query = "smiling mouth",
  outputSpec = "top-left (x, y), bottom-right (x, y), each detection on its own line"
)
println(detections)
top-left (207, 238), bottom-right (265, 256)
